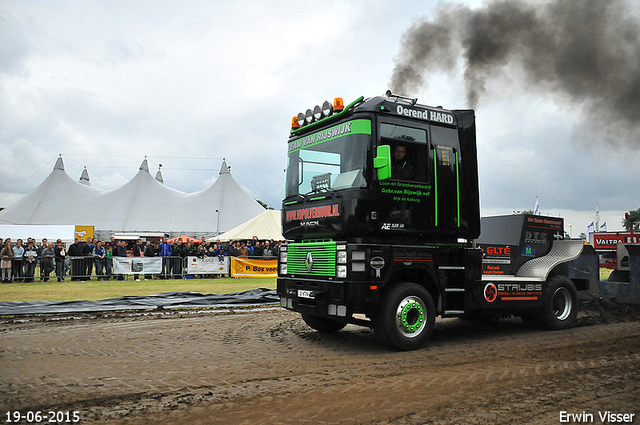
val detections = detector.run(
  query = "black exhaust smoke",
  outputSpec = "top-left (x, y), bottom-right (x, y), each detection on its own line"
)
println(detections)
top-left (389, 0), bottom-right (640, 148)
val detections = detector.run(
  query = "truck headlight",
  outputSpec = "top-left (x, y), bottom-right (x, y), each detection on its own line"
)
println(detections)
top-left (336, 265), bottom-right (347, 278)
top-left (337, 251), bottom-right (347, 264)
top-left (280, 263), bottom-right (288, 274)
top-left (280, 251), bottom-right (287, 263)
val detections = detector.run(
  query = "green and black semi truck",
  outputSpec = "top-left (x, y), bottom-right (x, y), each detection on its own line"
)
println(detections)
top-left (277, 91), bottom-right (598, 350)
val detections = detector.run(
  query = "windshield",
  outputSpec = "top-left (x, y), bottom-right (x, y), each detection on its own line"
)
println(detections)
top-left (286, 119), bottom-right (371, 197)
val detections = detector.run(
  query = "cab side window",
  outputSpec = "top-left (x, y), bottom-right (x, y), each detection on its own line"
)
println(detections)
top-left (380, 123), bottom-right (428, 183)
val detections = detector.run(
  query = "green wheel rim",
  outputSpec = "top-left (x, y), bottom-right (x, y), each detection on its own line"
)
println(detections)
top-left (395, 296), bottom-right (427, 338)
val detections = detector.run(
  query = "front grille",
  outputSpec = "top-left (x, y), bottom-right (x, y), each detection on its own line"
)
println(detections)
top-left (288, 241), bottom-right (336, 276)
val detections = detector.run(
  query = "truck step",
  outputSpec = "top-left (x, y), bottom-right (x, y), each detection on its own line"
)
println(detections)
top-left (481, 275), bottom-right (544, 282)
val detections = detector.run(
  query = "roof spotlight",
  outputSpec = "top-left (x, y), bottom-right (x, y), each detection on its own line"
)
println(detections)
top-left (297, 112), bottom-right (306, 127)
top-left (313, 105), bottom-right (322, 121)
top-left (322, 100), bottom-right (333, 117)
top-left (305, 108), bottom-right (314, 124)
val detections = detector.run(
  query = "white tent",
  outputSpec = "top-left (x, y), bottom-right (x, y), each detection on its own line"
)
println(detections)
top-left (171, 160), bottom-right (265, 238)
top-left (213, 209), bottom-right (284, 242)
top-left (0, 157), bottom-right (101, 225)
top-left (78, 158), bottom-right (186, 236)
top-left (0, 224), bottom-right (76, 244)
top-left (0, 157), bottom-right (268, 239)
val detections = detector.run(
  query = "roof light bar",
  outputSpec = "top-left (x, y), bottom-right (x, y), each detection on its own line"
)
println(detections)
top-left (291, 96), bottom-right (363, 131)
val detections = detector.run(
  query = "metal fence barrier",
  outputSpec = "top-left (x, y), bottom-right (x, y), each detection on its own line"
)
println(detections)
top-left (0, 255), bottom-right (278, 282)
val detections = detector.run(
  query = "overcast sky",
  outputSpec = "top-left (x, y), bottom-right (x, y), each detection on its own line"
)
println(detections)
top-left (1, 0), bottom-right (638, 236)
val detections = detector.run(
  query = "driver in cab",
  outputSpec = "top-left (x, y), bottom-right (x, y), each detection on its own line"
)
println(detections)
top-left (391, 144), bottom-right (414, 180)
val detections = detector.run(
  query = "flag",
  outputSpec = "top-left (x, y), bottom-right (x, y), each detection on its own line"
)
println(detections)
top-left (600, 222), bottom-right (607, 232)
top-left (534, 196), bottom-right (539, 215)
top-left (586, 221), bottom-right (594, 243)
top-left (595, 203), bottom-right (600, 231)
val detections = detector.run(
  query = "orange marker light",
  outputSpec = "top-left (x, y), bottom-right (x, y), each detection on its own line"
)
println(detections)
top-left (334, 97), bottom-right (344, 112)
top-left (291, 116), bottom-right (300, 129)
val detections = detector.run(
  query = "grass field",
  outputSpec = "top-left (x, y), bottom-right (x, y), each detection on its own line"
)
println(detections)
top-left (0, 277), bottom-right (277, 302)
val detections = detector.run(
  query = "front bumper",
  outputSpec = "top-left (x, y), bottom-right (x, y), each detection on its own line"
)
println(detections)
top-left (277, 276), bottom-right (375, 319)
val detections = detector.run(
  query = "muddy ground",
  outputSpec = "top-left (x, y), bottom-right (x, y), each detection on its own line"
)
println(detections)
top-left (1, 301), bottom-right (639, 425)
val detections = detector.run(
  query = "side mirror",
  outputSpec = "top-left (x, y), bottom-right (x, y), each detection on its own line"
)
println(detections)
top-left (374, 145), bottom-right (392, 180)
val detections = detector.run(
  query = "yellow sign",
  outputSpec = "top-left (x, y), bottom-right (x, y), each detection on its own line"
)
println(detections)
top-left (74, 226), bottom-right (94, 242)
top-left (231, 257), bottom-right (277, 278)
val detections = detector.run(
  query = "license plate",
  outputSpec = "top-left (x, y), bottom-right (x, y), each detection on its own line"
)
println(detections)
top-left (298, 289), bottom-right (315, 299)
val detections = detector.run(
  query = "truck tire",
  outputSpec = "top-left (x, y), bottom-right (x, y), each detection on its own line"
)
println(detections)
top-left (540, 275), bottom-right (578, 330)
top-left (374, 282), bottom-right (436, 351)
top-left (302, 313), bottom-right (347, 333)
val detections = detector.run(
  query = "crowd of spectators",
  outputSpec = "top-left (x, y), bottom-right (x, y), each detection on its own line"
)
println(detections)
top-left (0, 235), bottom-right (282, 283)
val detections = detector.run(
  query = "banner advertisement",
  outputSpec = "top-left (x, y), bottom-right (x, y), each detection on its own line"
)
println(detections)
top-left (186, 256), bottom-right (230, 275)
top-left (231, 257), bottom-right (278, 278)
top-left (113, 257), bottom-right (162, 274)
top-left (74, 225), bottom-right (95, 242)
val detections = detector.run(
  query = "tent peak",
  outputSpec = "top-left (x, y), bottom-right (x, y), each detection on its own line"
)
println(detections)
top-left (54, 155), bottom-right (65, 171)
top-left (79, 167), bottom-right (91, 186)
top-left (219, 159), bottom-right (231, 175)
top-left (155, 164), bottom-right (164, 183)
top-left (139, 157), bottom-right (149, 172)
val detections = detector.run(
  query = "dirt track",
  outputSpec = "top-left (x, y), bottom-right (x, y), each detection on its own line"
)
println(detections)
top-left (1, 305), bottom-right (639, 425)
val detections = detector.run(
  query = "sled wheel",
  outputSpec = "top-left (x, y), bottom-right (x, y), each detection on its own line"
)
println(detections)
top-left (541, 275), bottom-right (578, 330)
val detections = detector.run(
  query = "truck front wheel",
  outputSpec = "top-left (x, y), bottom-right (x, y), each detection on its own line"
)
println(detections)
top-left (302, 313), bottom-right (347, 333)
top-left (540, 275), bottom-right (578, 330)
top-left (374, 282), bottom-right (436, 351)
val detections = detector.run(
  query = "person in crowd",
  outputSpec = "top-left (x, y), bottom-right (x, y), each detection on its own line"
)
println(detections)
top-left (143, 241), bottom-right (156, 280)
top-left (196, 244), bottom-right (206, 258)
top-left (81, 237), bottom-right (93, 280)
top-left (213, 243), bottom-right (226, 262)
top-left (40, 242), bottom-right (55, 282)
top-left (132, 239), bottom-right (143, 281)
top-left (105, 245), bottom-right (113, 280)
top-left (246, 241), bottom-right (255, 257)
top-left (1, 239), bottom-right (12, 283)
top-left (12, 239), bottom-right (24, 282)
top-left (143, 241), bottom-right (155, 257)
top-left (106, 236), bottom-right (117, 251)
top-left (67, 238), bottom-right (82, 281)
top-left (238, 242), bottom-right (248, 257)
top-left (227, 241), bottom-right (238, 257)
top-left (93, 241), bottom-right (106, 281)
top-left (38, 238), bottom-right (48, 281)
top-left (262, 241), bottom-right (274, 257)
top-left (158, 237), bottom-right (172, 279)
top-left (23, 240), bottom-right (38, 282)
top-left (54, 240), bottom-right (66, 282)
top-left (114, 240), bottom-right (128, 280)
top-left (172, 238), bottom-right (187, 279)
top-left (254, 241), bottom-right (263, 257)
